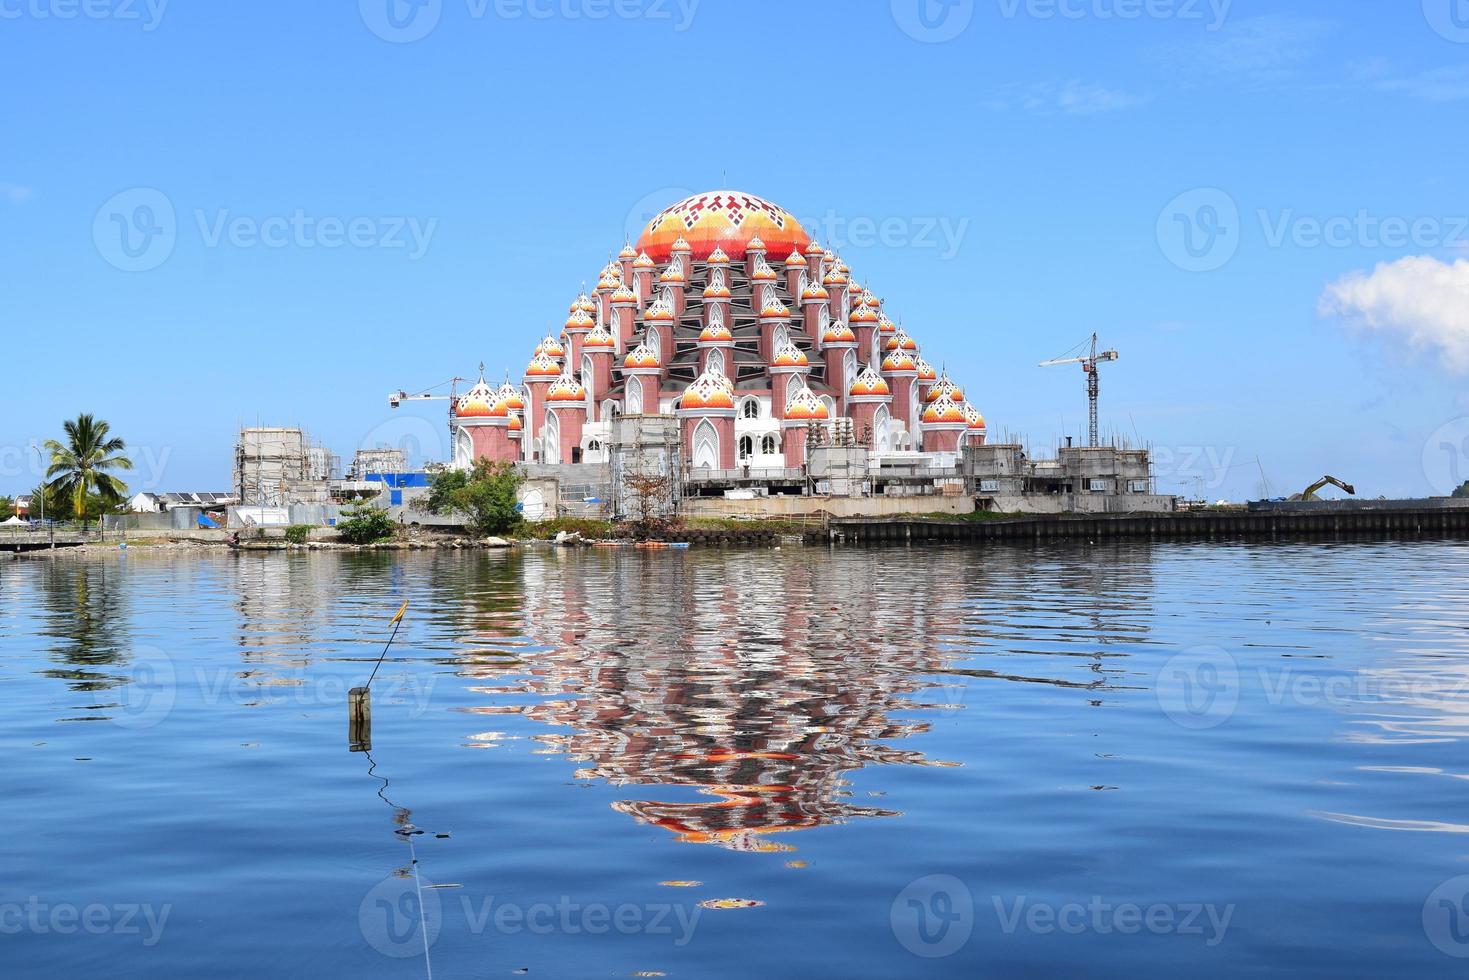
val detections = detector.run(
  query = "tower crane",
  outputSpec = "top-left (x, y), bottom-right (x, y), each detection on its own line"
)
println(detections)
top-left (388, 371), bottom-right (469, 410)
top-left (1039, 333), bottom-right (1120, 448)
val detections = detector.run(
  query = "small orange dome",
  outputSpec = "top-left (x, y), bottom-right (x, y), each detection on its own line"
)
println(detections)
top-left (565, 309), bottom-right (596, 332)
top-left (583, 323), bottom-right (616, 348)
top-left (849, 365), bottom-right (891, 398)
top-left (680, 369), bottom-right (736, 411)
top-left (750, 257), bottom-right (778, 282)
top-left (771, 340), bottom-right (809, 368)
top-left (801, 281), bottom-right (829, 302)
top-left (822, 321), bottom-right (856, 344)
top-left (878, 315), bottom-right (897, 335)
top-left (623, 342), bottom-right (661, 370)
top-left (963, 402), bottom-right (986, 429)
top-left (923, 400), bottom-right (967, 425)
top-left (914, 356), bottom-right (937, 382)
top-left (746, 235), bottom-right (767, 253)
top-left (619, 241), bottom-right (639, 260)
top-left (925, 375), bottom-right (964, 403)
top-left (545, 367), bottom-right (587, 402)
top-left (456, 377), bottom-right (498, 419)
top-left (703, 280), bottom-right (732, 299)
top-left (524, 350), bottom-right (562, 378)
top-left (823, 267), bottom-right (849, 286)
top-left (495, 381), bottom-right (525, 412)
top-left (633, 251), bottom-right (656, 269)
top-left (806, 240), bottom-right (826, 257)
top-left (536, 335), bottom-right (566, 359)
top-left (882, 350), bottom-right (917, 373)
top-left (611, 284), bottom-right (638, 305)
top-left (508, 412), bottom-right (523, 432)
top-left (784, 248), bottom-right (807, 267)
top-left (671, 235), bottom-right (692, 253)
top-left (849, 306), bottom-right (880, 325)
top-left (707, 247), bottom-right (731, 265)
top-left (760, 295), bottom-right (790, 318)
top-left (784, 386), bottom-right (830, 421)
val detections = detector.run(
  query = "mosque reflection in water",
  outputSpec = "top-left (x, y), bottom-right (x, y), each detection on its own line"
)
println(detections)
top-left (452, 548), bottom-right (1147, 852)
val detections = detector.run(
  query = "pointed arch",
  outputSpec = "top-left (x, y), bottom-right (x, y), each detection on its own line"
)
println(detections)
top-left (543, 409), bottom-right (561, 464)
top-left (874, 404), bottom-right (891, 452)
top-left (707, 347), bottom-right (725, 376)
top-left (647, 324), bottom-right (661, 355)
top-left (774, 324), bottom-right (789, 350)
top-left (625, 374), bottom-right (643, 414)
top-left (455, 428), bottom-right (474, 469)
top-left (843, 350), bottom-right (857, 392)
top-left (785, 373), bottom-right (803, 405)
top-left (692, 418), bottom-right (719, 469)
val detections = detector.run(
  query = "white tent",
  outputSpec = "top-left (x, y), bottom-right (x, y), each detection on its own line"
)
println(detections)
top-left (1, 515), bottom-right (27, 526)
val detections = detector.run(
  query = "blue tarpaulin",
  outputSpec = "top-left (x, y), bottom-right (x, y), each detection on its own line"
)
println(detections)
top-left (197, 513), bottom-right (220, 528)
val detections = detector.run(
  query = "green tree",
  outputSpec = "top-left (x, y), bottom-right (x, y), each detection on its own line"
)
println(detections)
top-left (423, 459), bottom-right (523, 536)
top-left (1454, 481), bottom-right (1469, 500)
top-left (0, 495), bottom-right (13, 517)
top-left (43, 414), bottom-right (133, 523)
top-left (335, 505), bottom-right (396, 545)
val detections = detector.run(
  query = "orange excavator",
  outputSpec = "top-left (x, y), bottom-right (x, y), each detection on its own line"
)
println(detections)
top-left (1290, 476), bottom-right (1356, 502)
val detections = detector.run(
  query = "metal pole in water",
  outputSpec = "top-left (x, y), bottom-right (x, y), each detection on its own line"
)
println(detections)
top-left (350, 600), bottom-right (409, 751)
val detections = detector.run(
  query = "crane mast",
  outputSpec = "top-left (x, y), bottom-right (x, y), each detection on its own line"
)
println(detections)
top-left (1039, 333), bottom-right (1120, 448)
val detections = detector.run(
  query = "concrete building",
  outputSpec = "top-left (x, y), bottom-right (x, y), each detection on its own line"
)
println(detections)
top-left (962, 444), bottom-right (1174, 514)
top-left (128, 492), bottom-right (237, 513)
top-left (350, 447), bottom-right (407, 479)
top-left (234, 428), bottom-right (309, 506)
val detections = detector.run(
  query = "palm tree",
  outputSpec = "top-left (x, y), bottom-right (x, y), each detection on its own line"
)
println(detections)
top-left (44, 414), bottom-right (134, 523)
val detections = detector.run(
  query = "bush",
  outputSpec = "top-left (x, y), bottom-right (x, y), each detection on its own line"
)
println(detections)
top-left (335, 505), bottom-right (396, 545)
top-left (284, 524), bottom-right (312, 544)
top-left (424, 460), bottom-right (523, 537)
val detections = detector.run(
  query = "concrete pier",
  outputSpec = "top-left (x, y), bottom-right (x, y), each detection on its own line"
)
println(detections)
top-left (810, 507), bottom-right (1469, 546)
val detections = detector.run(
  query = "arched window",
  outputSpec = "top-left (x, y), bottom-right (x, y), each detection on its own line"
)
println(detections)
top-left (774, 324), bottom-right (789, 350)
top-left (693, 419), bottom-right (719, 469)
top-left (785, 374), bottom-right (803, 405)
top-left (761, 434), bottom-right (778, 456)
top-left (602, 399), bottom-right (620, 420)
top-left (647, 325), bottom-right (661, 355)
top-left (544, 409), bottom-right (561, 464)
top-left (843, 350), bottom-right (857, 390)
top-left (874, 405), bottom-right (891, 452)
top-left (706, 347), bottom-right (725, 376)
top-left (738, 435), bottom-right (754, 460)
top-left (455, 428), bottom-right (473, 469)
top-left (820, 395), bottom-right (837, 420)
top-left (581, 354), bottom-right (594, 402)
top-left (741, 398), bottom-right (761, 419)
top-left (625, 375), bottom-right (643, 414)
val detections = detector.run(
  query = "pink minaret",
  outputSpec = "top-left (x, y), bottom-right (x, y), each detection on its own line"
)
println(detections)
top-left (850, 303), bottom-right (880, 371)
top-left (697, 303), bottom-right (736, 377)
top-left (543, 366), bottom-right (588, 464)
top-left (659, 256), bottom-right (688, 319)
top-left (643, 289), bottom-right (678, 367)
top-left (621, 341), bottom-right (664, 415)
top-left (618, 241), bottom-right (638, 288)
top-left (611, 282), bottom-right (639, 356)
top-left (744, 235), bottom-right (768, 280)
top-left (781, 386), bottom-right (830, 468)
top-left (454, 373), bottom-right (501, 463)
top-left (583, 322), bottom-right (616, 419)
top-left (633, 251), bottom-right (656, 304)
top-left (846, 364), bottom-right (893, 450)
top-left (522, 350), bottom-right (562, 464)
top-left (800, 279), bottom-right (829, 345)
top-left (595, 270), bottom-right (619, 327)
top-left (768, 338), bottom-right (811, 421)
top-left (805, 240), bottom-right (827, 288)
top-left (881, 348), bottom-right (920, 438)
top-left (921, 376), bottom-right (968, 454)
top-left (757, 284), bottom-right (790, 364)
top-left (564, 306), bottom-right (595, 369)
top-left (820, 318), bottom-right (859, 418)
top-left (783, 247), bottom-right (808, 296)
top-left (677, 369), bottom-right (737, 469)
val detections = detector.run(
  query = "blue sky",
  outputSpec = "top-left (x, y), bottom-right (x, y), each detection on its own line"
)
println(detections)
top-left (3, 0), bottom-right (1468, 500)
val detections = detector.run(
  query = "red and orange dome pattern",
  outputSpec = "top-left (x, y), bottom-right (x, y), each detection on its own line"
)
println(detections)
top-left (679, 369), bottom-right (736, 412)
top-left (923, 400), bottom-right (967, 425)
top-left (636, 191), bottom-right (811, 264)
top-left (624, 343), bottom-right (661, 369)
top-left (822, 322), bottom-right (857, 344)
top-left (783, 387), bottom-right (830, 422)
top-left (456, 378), bottom-right (499, 419)
top-left (849, 366), bottom-right (891, 398)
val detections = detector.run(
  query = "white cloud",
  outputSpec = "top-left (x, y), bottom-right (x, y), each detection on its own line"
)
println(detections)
top-left (1372, 64), bottom-right (1469, 103)
top-left (987, 80), bottom-right (1148, 116)
top-left (1320, 256), bottom-right (1469, 373)
top-left (1157, 15), bottom-right (1335, 86)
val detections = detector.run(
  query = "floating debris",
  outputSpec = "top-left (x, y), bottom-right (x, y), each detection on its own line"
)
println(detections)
top-left (698, 898), bottom-right (765, 910)
top-left (658, 880), bottom-right (701, 888)
top-left (630, 973), bottom-right (666, 977)
top-left (785, 860), bottom-right (807, 869)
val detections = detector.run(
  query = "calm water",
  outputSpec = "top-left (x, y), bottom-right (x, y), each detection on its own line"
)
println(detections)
top-left (5, 541), bottom-right (1469, 978)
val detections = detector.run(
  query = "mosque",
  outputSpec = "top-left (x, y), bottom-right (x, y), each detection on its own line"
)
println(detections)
top-left (449, 190), bottom-right (985, 474)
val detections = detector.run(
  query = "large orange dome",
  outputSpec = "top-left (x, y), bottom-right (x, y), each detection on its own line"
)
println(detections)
top-left (636, 190), bottom-right (810, 263)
